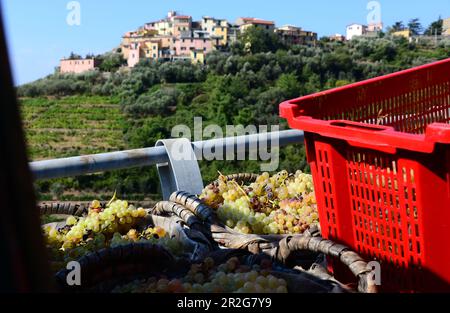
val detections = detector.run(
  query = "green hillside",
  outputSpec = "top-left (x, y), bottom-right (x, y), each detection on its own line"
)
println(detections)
top-left (21, 96), bottom-right (125, 160)
top-left (19, 34), bottom-right (450, 201)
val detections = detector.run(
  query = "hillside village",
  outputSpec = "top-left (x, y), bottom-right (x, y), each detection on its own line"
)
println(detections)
top-left (59, 11), bottom-right (450, 74)
top-left (60, 10), bottom-right (318, 73)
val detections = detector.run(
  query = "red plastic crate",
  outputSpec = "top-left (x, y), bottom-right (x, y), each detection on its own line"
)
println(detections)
top-left (280, 58), bottom-right (450, 292)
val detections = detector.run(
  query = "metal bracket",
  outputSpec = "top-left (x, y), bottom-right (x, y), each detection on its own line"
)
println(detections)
top-left (156, 138), bottom-right (204, 200)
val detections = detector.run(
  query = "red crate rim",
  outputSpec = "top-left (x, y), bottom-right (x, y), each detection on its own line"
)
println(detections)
top-left (280, 58), bottom-right (450, 154)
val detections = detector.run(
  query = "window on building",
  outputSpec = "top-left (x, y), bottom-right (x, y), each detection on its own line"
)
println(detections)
top-left (153, 54), bottom-right (156, 58)
top-left (153, 46), bottom-right (156, 50)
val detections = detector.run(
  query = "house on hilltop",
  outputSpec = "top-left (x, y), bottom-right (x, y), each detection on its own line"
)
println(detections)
top-left (60, 57), bottom-right (100, 74)
top-left (443, 17), bottom-right (450, 36)
top-left (328, 34), bottom-right (346, 42)
top-left (346, 23), bottom-right (368, 40)
top-left (145, 11), bottom-right (192, 37)
top-left (173, 30), bottom-right (214, 57)
top-left (275, 25), bottom-right (317, 46)
top-left (201, 16), bottom-right (229, 46)
top-left (236, 17), bottom-right (275, 32)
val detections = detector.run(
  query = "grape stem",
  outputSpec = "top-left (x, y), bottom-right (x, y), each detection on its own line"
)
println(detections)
top-left (107, 190), bottom-right (118, 207)
top-left (217, 171), bottom-right (251, 202)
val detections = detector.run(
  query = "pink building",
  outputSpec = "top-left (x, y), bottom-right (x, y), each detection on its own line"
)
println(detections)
top-left (368, 22), bottom-right (384, 32)
top-left (60, 58), bottom-right (98, 74)
top-left (127, 42), bottom-right (143, 68)
top-left (171, 15), bottom-right (192, 37)
top-left (174, 33), bottom-right (213, 56)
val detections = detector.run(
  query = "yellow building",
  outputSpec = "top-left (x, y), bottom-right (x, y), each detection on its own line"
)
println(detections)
top-left (156, 35), bottom-right (173, 49)
top-left (190, 49), bottom-right (205, 64)
top-left (143, 40), bottom-right (160, 59)
top-left (145, 18), bottom-right (173, 36)
top-left (443, 17), bottom-right (450, 36)
top-left (214, 20), bottom-right (229, 46)
top-left (392, 29), bottom-right (411, 39)
top-left (202, 17), bottom-right (229, 46)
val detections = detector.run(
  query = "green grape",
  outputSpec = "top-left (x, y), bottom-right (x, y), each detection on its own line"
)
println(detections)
top-left (43, 198), bottom-right (189, 274)
top-left (200, 171), bottom-right (319, 235)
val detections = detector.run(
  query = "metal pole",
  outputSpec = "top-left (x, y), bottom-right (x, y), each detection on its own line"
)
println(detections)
top-left (30, 130), bottom-right (305, 180)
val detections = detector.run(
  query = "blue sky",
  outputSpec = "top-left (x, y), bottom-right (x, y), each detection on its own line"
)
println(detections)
top-left (2, 0), bottom-right (449, 85)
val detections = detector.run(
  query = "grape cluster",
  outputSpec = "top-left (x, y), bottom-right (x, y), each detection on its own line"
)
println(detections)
top-left (43, 199), bottom-right (182, 273)
top-left (200, 171), bottom-right (319, 235)
top-left (109, 227), bottom-right (183, 253)
top-left (45, 199), bottom-right (147, 248)
top-left (112, 257), bottom-right (288, 293)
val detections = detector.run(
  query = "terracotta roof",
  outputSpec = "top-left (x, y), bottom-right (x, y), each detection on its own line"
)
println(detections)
top-left (173, 15), bottom-right (191, 19)
top-left (245, 21), bottom-right (274, 26)
top-left (241, 17), bottom-right (274, 25)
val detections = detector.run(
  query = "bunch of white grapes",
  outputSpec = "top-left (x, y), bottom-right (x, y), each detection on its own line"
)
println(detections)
top-left (112, 257), bottom-right (288, 293)
top-left (45, 199), bottom-right (147, 249)
top-left (43, 199), bottom-right (182, 273)
top-left (201, 171), bottom-right (319, 235)
top-left (110, 227), bottom-right (184, 254)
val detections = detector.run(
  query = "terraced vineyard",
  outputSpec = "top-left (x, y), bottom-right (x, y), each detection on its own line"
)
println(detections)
top-left (20, 96), bottom-right (127, 160)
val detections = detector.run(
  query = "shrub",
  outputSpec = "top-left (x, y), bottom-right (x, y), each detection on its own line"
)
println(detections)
top-left (123, 88), bottom-right (180, 116)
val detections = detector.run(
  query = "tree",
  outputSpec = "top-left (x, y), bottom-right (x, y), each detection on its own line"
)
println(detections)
top-left (98, 53), bottom-right (126, 72)
top-left (424, 17), bottom-right (443, 36)
top-left (388, 21), bottom-right (405, 33)
top-left (408, 18), bottom-right (423, 36)
top-left (68, 52), bottom-right (82, 60)
top-left (124, 88), bottom-right (179, 116)
top-left (239, 26), bottom-right (284, 54)
top-left (276, 73), bottom-right (302, 99)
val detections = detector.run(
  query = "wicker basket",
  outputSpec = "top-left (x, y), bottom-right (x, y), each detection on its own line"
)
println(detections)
top-left (55, 243), bottom-right (187, 292)
top-left (39, 201), bottom-right (95, 217)
top-left (43, 203), bottom-right (215, 274)
top-left (55, 242), bottom-right (375, 293)
top-left (167, 188), bottom-right (321, 256)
